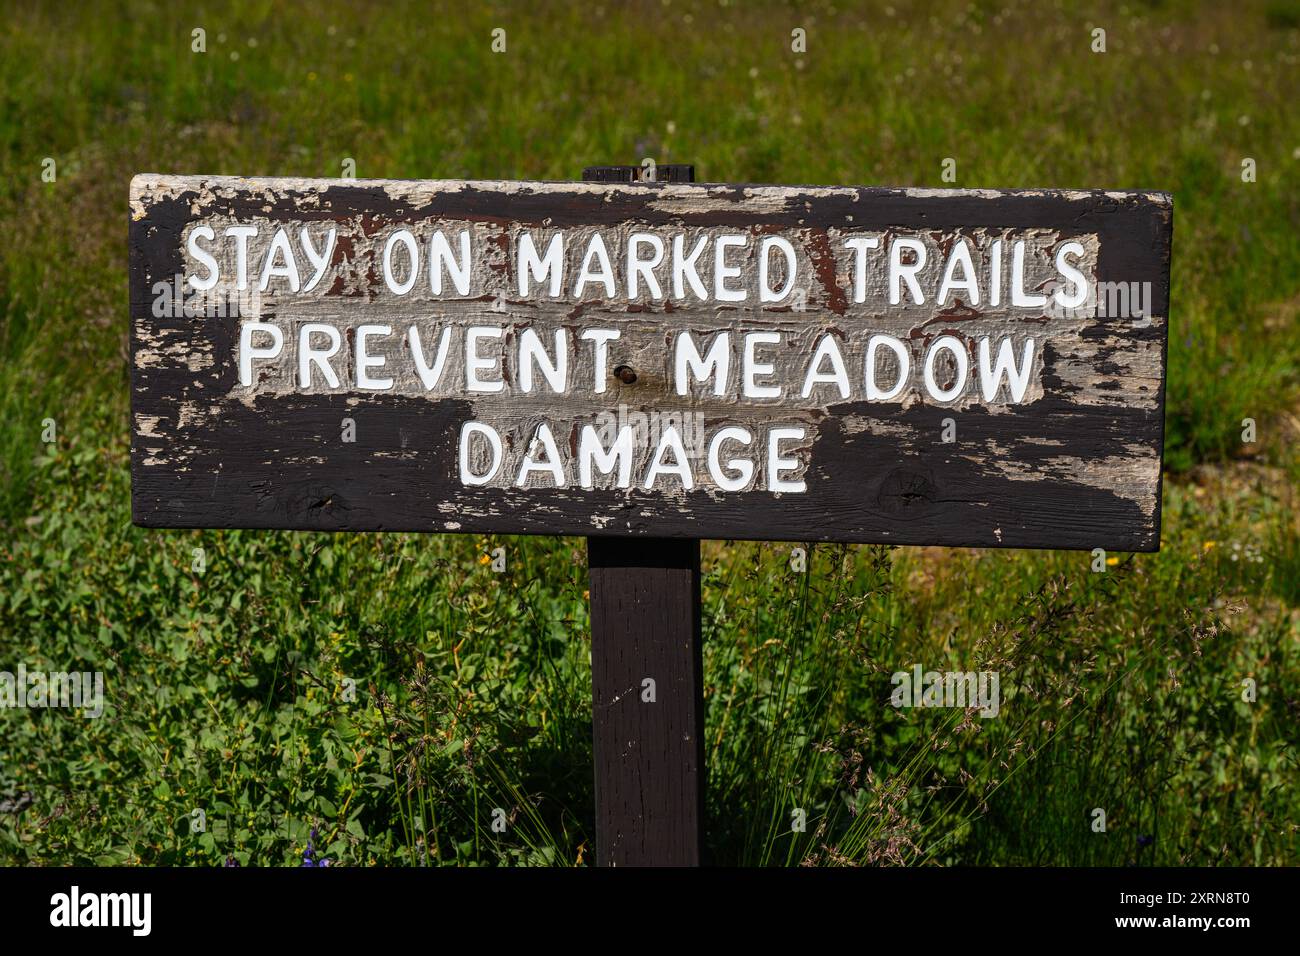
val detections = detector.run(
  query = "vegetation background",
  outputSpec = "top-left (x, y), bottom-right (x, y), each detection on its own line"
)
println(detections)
top-left (1, 0), bottom-right (1297, 866)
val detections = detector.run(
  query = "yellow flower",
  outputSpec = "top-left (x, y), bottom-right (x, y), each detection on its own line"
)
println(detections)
top-left (478, 553), bottom-right (491, 565)
top-left (1106, 556), bottom-right (1118, 566)
top-left (1203, 541), bottom-right (1216, 551)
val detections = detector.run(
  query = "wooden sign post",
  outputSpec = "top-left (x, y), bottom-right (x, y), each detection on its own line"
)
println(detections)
top-left (582, 164), bottom-right (704, 866)
top-left (128, 170), bottom-right (1172, 866)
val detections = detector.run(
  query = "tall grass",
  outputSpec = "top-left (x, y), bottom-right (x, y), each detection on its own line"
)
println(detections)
top-left (1, 0), bottom-right (1298, 865)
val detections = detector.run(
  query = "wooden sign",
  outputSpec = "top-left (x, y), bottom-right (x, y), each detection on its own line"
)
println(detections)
top-left (129, 175), bottom-right (1172, 550)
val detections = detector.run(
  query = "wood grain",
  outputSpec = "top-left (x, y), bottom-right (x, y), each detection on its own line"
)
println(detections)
top-left (129, 175), bottom-right (1172, 550)
top-left (588, 536), bottom-right (703, 866)
top-left (583, 163), bottom-right (704, 869)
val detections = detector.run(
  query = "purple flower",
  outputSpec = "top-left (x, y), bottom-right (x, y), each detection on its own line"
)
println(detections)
top-left (300, 827), bottom-right (329, 867)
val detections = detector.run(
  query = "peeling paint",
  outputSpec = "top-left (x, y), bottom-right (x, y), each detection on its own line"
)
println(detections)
top-left (128, 174), bottom-right (1172, 551)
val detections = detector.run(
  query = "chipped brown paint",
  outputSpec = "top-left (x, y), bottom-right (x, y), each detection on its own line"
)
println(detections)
top-left (129, 174), bottom-right (1172, 550)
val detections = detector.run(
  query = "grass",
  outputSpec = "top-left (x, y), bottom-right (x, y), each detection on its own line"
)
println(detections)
top-left (1, 0), bottom-right (1298, 865)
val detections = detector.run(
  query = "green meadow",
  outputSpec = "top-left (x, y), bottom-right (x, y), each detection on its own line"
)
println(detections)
top-left (1, 0), bottom-right (1297, 865)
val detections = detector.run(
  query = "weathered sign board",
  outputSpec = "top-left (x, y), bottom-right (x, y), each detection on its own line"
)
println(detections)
top-left (129, 175), bottom-right (1172, 550)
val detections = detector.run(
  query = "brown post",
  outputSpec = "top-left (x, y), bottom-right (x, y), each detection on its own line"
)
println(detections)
top-left (583, 163), bottom-right (705, 866)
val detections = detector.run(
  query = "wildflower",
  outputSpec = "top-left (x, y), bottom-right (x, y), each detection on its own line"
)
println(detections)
top-left (1202, 541), bottom-right (1216, 551)
top-left (1137, 833), bottom-right (1155, 848)
top-left (301, 827), bottom-right (330, 868)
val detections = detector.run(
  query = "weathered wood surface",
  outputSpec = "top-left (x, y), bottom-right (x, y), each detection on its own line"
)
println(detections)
top-left (129, 174), bottom-right (1172, 550)
top-left (583, 164), bottom-right (704, 869)
top-left (588, 536), bottom-right (704, 866)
